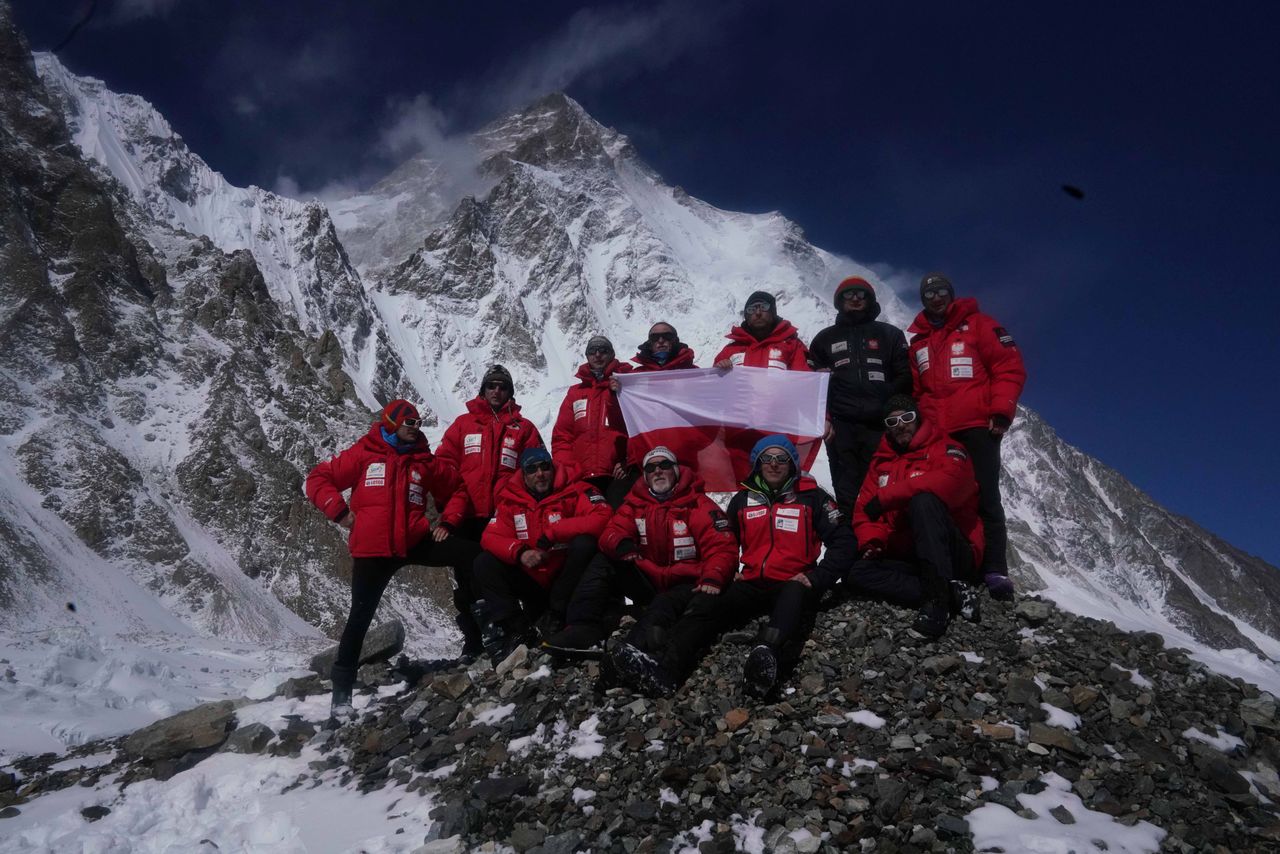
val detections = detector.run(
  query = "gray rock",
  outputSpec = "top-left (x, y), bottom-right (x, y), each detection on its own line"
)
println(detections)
top-left (413, 837), bottom-right (466, 854)
top-left (222, 722), bottom-right (274, 755)
top-left (1016, 601), bottom-right (1052, 626)
top-left (1241, 694), bottom-right (1277, 727)
top-left (875, 778), bottom-right (908, 821)
top-left (80, 805), bottom-right (111, 821)
top-left (271, 674), bottom-right (324, 700)
top-left (1006, 676), bottom-right (1043, 705)
top-left (1050, 805), bottom-right (1076, 824)
top-left (123, 700), bottom-right (236, 761)
top-left (310, 621), bottom-right (405, 676)
top-left (935, 814), bottom-right (969, 838)
top-left (0, 806), bottom-right (20, 819)
top-left (1028, 723), bottom-right (1087, 755)
top-left (496, 645), bottom-right (529, 677)
top-left (921, 655), bottom-right (961, 676)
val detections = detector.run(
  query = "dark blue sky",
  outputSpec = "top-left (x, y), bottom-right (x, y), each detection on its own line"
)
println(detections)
top-left (16, 1), bottom-right (1280, 566)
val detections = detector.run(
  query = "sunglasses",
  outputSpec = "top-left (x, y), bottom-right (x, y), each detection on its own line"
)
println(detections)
top-left (523, 461), bottom-right (554, 474)
top-left (922, 288), bottom-right (952, 300)
top-left (744, 302), bottom-right (772, 315)
top-left (400, 417), bottom-right (423, 428)
top-left (757, 453), bottom-right (792, 466)
top-left (647, 331), bottom-right (676, 343)
top-left (643, 460), bottom-right (676, 473)
top-left (884, 411), bottom-right (919, 428)
top-left (841, 289), bottom-right (870, 302)
top-left (484, 381), bottom-right (510, 391)
top-left (585, 346), bottom-right (612, 356)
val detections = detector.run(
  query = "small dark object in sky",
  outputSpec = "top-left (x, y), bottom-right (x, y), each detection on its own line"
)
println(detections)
top-left (66, 602), bottom-right (77, 612)
top-left (53, 0), bottom-right (98, 53)
top-left (1062, 184), bottom-right (1085, 200)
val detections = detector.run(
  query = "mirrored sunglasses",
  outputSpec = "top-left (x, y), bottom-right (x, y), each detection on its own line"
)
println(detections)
top-left (643, 460), bottom-right (676, 473)
top-left (922, 288), bottom-right (952, 300)
top-left (522, 461), bottom-right (554, 474)
top-left (757, 453), bottom-right (792, 465)
top-left (884, 411), bottom-right (919, 428)
top-left (744, 302), bottom-right (772, 315)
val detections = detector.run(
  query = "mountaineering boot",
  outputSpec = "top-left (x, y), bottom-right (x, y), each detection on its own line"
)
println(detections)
top-left (544, 623), bottom-right (607, 652)
top-left (984, 572), bottom-right (1015, 602)
top-left (455, 589), bottom-right (485, 660)
top-left (329, 683), bottom-right (355, 723)
top-left (951, 580), bottom-right (982, 624)
top-left (609, 641), bottom-right (674, 697)
top-left (742, 627), bottom-right (783, 699)
top-left (912, 600), bottom-right (950, 640)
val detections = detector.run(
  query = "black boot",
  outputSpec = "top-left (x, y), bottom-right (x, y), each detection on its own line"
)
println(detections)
top-left (609, 641), bottom-right (675, 697)
top-left (329, 683), bottom-right (354, 722)
top-left (950, 580), bottom-right (981, 624)
top-left (912, 600), bottom-right (950, 639)
top-left (455, 589), bottom-right (484, 660)
top-left (742, 627), bottom-right (782, 699)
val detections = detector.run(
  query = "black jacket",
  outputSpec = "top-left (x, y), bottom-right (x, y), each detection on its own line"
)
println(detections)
top-left (809, 302), bottom-right (910, 425)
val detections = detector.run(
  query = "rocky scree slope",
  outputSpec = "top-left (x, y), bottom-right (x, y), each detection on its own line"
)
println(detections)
top-left (5, 596), bottom-right (1280, 853)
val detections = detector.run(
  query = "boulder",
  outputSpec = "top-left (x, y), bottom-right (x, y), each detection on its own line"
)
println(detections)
top-left (123, 700), bottom-right (236, 761)
top-left (309, 620), bottom-right (405, 675)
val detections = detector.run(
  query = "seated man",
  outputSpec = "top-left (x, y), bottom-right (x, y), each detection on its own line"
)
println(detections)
top-left (610, 435), bottom-right (855, 699)
top-left (474, 447), bottom-right (611, 660)
top-left (545, 446), bottom-right (737, 653)
top-left (843, 394), bottom-right (984, 639)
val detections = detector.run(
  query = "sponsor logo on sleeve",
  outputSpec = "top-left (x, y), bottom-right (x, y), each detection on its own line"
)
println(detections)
top-left (946, 446), bottom-right (969, 460)
top-left (994, 326), bottom-right (1017, 347)
top-left (587, 490), bottom-right (607, 503)
top-left (710, 510), bottom-right (730, 531)
top-left (877, 474), bottom-right (889, 487)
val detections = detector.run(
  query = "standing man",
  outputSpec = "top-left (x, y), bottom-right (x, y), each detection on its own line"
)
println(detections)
top-left (610, 436), bottom-right (855, 699)
top-left (474, 448), bottom-right (611, 661)
top-left (545, 446), bottom-right (737, 652)
top-left (305, 400), bottom-right (474, 720)
top-left (808, 276), bottom-right (911, 518)
top-left (434, 365), bottom-right (543, 656)
top-left (908, 273), bottom-right (1026, 600)
top-left (630, 322), bottom-right (698, 372)
top-left (552, 335), bottom-right (632, 506)
top-left (713, 291), bottom-right (811, 371)
top-left (845, 395), bottom-right (983, 639)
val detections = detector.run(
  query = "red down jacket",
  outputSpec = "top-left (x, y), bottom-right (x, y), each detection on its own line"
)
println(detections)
top-left (305, 424), bottom-right (458, 558)
top-left (713, 320), bottom-right (812, 371)
top-left (481, 465), bottom-right (612, 587)
top-left (598, 467), bottom-right (738, 591)
top-left (551, 360), bottom-right (632, 478)
top-left (852, 418), bottom-right (984, 566)
top-left (631, 343), bottom-right (697, 372)
top-left (907, 298), bottom-right (1026, 434)
top-left (724, 474), bottom-right (856, 585)
top-left (437, 397), bottom-right (544, 527)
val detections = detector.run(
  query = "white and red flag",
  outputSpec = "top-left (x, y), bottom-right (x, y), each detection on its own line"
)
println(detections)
top-left (616, 367), bottom-right (830, 491)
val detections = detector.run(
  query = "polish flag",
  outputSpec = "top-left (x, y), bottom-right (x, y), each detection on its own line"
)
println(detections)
top-left (616, 367), bottom-right (830, 491)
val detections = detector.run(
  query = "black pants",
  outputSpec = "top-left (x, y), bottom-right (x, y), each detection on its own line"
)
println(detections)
top-left (951, 427), bottom-right (1008, 574)
top-left (842, 492), bottom-right (976, 606)
top-left (565, 553), bottom-right (660, 633)
top-left (826, 419), bottom-right (884, 518)
top-left (449, 517), bottom-right (493, 649)
top-left (631, 577), bottom-right (820, 682)
top-left (332, 535), bottom-right (481, 689)
top-left (472, 533), bottom-right (598, 629)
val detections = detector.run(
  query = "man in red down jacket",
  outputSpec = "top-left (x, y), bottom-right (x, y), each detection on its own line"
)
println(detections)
top-left (473, 447), bottom-right (611, 660)
top-left (433, 364), bottom-right (543, 656)
top-left (630, 321), bottom-right (697, 372)
top-left (544, 446), bottom-right (737, 652)
top-left (843, 394), bottom-right (984, 640)
top-left (610, 435), bottom-right (856, 699)
top-left (552, 335), bottom-right (632, 506)
top-left (713, 291), bottom-right (812, 372)
top-left (305, 400), bottom-right (471, 719)
top-left (908, 273), bottom-right (1025, 601)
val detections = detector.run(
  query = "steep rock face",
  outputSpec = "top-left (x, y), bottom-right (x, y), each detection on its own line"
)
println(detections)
top-left (0, 9), bottom-right (452, 646)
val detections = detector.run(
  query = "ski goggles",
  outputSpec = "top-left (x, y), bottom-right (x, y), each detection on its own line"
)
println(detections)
top-left (757, 453), bottom-right (792, 466)
top-left (522, 461), bottom-right (554, 474)
top-left (922, 287), bottom-right (952, 300)
top-left (744, 302), bottom-right (773, 315)
top-left (840, 289), bottom-right (871, 302)
top-left (884, 411), bottom-right (919, 428)
top-left (643, 460), bottom-right (676, 473)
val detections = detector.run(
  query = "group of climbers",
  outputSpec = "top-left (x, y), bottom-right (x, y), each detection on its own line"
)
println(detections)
top-left (305, 273), bottom-right (1026, 715)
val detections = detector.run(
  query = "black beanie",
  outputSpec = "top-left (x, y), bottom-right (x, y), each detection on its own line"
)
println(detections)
top-left (744, 291), bottom-right (777, 314)
top-left (481, 364), bottom-right (513, 392)
top-left (919, 272), bottom-right (954, 302)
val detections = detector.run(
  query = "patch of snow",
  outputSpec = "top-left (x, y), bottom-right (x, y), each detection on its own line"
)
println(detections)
top-left (568, 714), bottom-right (604, 760)
top-left (968, 771), bottom-right (1165, 854)
top-left (1182, 727), bottom-right (1244, 753)
top-left (845, 710), bottom-right (886, 729)
top-left (1040, 703), bottom-right (1082, 730)
top-left (960, 651), bottom-right (985, 664)
top-left (474, 703), bottom-right (516, 725)
top-left (572, 788), bottom-right (595, 804)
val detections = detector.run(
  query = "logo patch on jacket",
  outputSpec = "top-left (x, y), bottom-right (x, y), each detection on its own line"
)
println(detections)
top-left (946, 446), bottom-right (969, 460)
top-left (503, 436), bottom-right (517, 447)
top-left (464, 434), bottom-right (483, 454)
top-left (587, 490), bottom-right (606, 503)
top-left (364, 462), bottom-right (386, 487)
top-left (745, 508), bottom-right (768, 520)
top-left (831, 340), bottom-right (848, 354)
top-left (994, 327), bottom-right (1016, 347)
top-left (673, 536), bottom-right (697, 561)
top-left (867, 338), bottom-right (880, 350)
top-left (915, 347), bottom-right (930, 371)
top-left (775, 516), bottom-right (799, 533)
top-left (878, 474), bottom-right (889, 487)
top-left (411, 470), bottom-right (421, 482)
top-left (514, 513), bottom-right (528, 538)
top-left (573, 399), bottom-right (588, 420)
top-left (547, 513), bottom-right (562, 525)
top-left (709, 509), bottom-right (730, 531)
top-left (672, 520), bottom-right (688, 535)
top-left (952, 342), bottom-right (965, 354)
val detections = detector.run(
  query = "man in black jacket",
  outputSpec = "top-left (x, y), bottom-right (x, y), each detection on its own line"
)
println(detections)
top-left (808, 276), bottom-right (911, 518)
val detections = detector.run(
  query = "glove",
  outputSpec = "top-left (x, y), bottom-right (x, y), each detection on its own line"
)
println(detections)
top-left (536, 533), bottom-right (553, 550)
top-left (864, 496), bottom-right (883, 522)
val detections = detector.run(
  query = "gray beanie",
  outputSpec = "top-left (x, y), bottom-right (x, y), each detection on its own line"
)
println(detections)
top-left (919, 272), bottom-right (954, 302)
